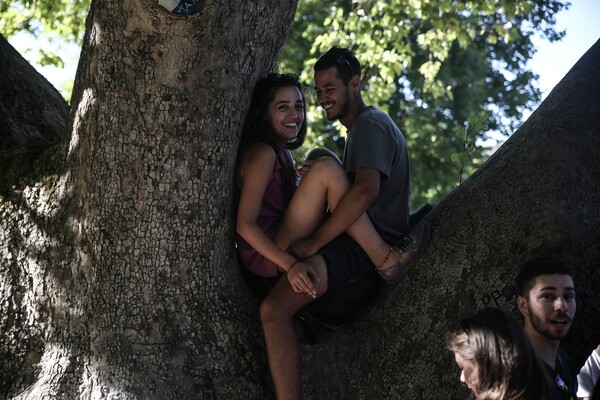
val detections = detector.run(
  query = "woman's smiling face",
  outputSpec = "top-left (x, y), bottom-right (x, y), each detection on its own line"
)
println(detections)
top-left (266, 86), bottom-right (305, 144)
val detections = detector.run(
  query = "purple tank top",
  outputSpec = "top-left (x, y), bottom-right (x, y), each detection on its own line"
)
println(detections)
top-left (235, 156), bottom-right (289, 278)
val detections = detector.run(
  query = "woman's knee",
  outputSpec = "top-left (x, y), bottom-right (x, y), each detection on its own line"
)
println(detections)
top-left (308, 157), bottom-right (345, 180)
top-left (260, 289), bottom-right (309, 327)
top-left (305, 147), bottom-right (341, 163)
top-left (260, 296), bottom-right (287, 326)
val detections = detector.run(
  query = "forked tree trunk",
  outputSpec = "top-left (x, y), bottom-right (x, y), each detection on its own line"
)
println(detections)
top-left (1, 2), bottom-right (598, 398)
top-left (1, 0), bottom-right (297, 398)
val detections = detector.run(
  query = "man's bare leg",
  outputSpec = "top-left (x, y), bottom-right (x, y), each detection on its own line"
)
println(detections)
top-left (260, 255), bottom-right (328, 400)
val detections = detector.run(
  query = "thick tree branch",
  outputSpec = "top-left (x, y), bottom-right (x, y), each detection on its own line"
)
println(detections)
top-left (0, 34), bottom-right (68, 156)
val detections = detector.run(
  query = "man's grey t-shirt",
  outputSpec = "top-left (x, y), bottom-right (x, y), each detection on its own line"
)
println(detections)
top-left (343, 106), bottom-right (411, 244)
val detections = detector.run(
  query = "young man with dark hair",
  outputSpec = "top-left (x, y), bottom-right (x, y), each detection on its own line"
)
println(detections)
top-left (515, 256), bottom-right (578, 400)
top-left (259, 46), bottom-right (429, 400)
top-left (290, 46), bottom-right (430, 282)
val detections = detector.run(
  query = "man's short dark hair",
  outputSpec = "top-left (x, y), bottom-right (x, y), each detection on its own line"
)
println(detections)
top-left (514, 257), bottom-right (574, 298)
top-left (314, 46), bottom-right (361, 84)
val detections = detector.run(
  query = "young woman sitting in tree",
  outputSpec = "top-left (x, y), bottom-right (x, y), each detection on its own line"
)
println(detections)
top-left (234, 72), bottom-right (401, 301)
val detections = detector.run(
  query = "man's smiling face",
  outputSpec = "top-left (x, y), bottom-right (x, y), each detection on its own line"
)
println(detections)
top-left (314, 66), bottom-right (352, 122)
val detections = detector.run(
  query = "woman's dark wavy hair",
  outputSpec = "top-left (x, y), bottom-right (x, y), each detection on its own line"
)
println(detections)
top-left (237, 73), bottom-right (307, 201)
top-left (447, 307), bottom-right (551, 400)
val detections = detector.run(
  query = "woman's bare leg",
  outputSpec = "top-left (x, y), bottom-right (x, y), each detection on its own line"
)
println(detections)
top-left (260, 254), bottom-right (328, 400)
top-left (275, 156), bottom-right (395, 269)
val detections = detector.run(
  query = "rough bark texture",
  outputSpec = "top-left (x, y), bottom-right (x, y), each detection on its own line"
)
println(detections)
top-left (0, 33), bottom-right (71, 398)
top-left (1, 0), bottom-right (297, 398)
top-left (1, 2), bottom-right (598, 398)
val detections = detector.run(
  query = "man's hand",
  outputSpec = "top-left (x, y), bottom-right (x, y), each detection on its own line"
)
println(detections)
top-left (287, 261), bottom-right (319, 298)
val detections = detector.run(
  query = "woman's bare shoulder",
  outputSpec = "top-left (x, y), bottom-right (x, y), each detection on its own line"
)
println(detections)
top-left (240, 143), bottom-right (277, 176)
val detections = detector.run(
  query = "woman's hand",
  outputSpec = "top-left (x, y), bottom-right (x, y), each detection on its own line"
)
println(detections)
top-left (286, 261), bottom-right (319, 298)
top-left (295, 160), bottom-right (314, 182)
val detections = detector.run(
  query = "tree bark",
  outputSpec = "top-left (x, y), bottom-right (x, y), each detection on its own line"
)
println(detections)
top-left (1, 0), bottom-right (297, 398)
top-left (1, 2), bottom-right (598, 398)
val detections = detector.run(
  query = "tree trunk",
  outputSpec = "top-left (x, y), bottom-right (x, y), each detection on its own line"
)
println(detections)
top-left (1, 2), bottom-right (598, 398)
top-left (1, 0), bottom-right (297, 398)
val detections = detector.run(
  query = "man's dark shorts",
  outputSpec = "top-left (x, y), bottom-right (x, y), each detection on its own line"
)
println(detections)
top-left (303, 233), bottom-right (381, 323)
top-left (240, 233), bottom-right (382, 324)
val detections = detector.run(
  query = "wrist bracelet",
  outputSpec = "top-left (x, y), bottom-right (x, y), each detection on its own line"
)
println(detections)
top-left (289, 259), bottom-right (299, 271)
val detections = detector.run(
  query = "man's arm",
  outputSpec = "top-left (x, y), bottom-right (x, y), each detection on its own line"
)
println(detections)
top-left (289, 167), bottom-right (381, 258)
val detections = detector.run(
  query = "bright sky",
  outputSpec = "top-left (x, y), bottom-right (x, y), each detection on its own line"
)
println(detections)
top-left (527, 0), bottom-right (600, 100)
top-left (9, 1), bottom-right (600, 107)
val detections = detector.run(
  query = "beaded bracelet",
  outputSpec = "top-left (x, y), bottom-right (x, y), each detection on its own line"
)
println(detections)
top-left (376, 246), bottom-right (393, 270)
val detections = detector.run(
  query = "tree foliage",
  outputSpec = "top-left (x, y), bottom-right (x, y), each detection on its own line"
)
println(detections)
top-left (1, 0), bottom-right (569, 206)
top-left (0, 0), bottom-right (88, 63)
top-left (277, 0), bottom-right (568, 207)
